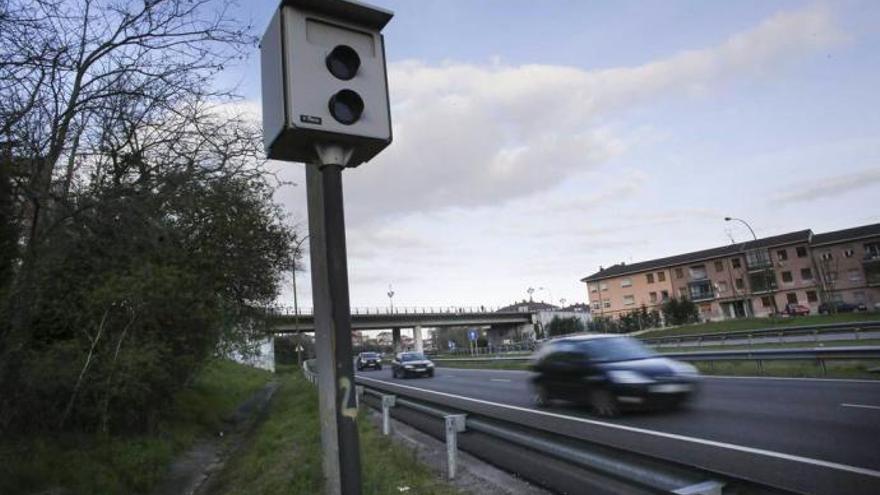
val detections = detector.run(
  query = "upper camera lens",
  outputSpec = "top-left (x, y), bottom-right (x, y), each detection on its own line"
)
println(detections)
top-left (326, 45), bottom-right (360, 80)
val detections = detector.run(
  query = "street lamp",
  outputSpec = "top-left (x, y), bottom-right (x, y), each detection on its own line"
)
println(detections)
top-left (725, 216), bottom-right (777, 316)
top-left (527, 287), bottom-right (535, 302)
top-left (559, 298), bottom-right (567, 309)
top-left (387, 284), bottom-right (395, 313)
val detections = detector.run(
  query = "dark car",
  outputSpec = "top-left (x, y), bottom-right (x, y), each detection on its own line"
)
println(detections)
top-left (818, 301), bottom-right (867, 314)
top-left (356, 352), bottom-right (382, 371)
top-left (391, 352), bottom-right (434, 378)
top-left (783, 303), bottom-right (810, 316)
top-left (530, 335), bottom-right (699, 416)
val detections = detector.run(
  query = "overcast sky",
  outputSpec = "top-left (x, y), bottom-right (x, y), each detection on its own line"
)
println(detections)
top-left (225, 0), bottom-right (880, 311)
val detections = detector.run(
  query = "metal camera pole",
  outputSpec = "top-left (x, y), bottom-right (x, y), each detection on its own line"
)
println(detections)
top-left (307, 145), bottom-right (361, 495)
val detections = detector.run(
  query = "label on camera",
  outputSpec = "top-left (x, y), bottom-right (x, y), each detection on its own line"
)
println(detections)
top-left (300, 115), bottom-right (322, 125)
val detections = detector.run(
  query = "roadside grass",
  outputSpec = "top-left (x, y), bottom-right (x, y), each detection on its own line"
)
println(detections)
top-left (0, 360), bottom-right (272, 495)
top-left (638, 312), bottom-right (880, 339)
top-left (210, 367), bottom-right (463, 495)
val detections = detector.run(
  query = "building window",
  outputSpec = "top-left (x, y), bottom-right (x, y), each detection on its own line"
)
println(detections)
top-left (761, 296), bottom-right (773, 307)
top-left (777, 249), bottom-right (789, 261)
top-left (717, 281), bottom-right (728, 293)
top-left (820, 252), bottom-right (832, 261)
top-left (689, 265), bottom-right (707, 280)
top-left (781, 271), bottom-right (793, 283)
top-left (646, 273), bottom-right (654, 284)
top-left (866, 242), bottom-right (880, 260)
top-left (786, 293), bottom-right (798, 304)
top-left (749, 272), bottom-right (778, 292)
top-left (806, 290), bottom-right (818, 303)
top-left (621, 278), bottom-right (632, 288)
top-left (657, 271), bottom-right (666, 282)
top-left (714, 260), bottom-right (724, 272)
top-left (731, 258), bottom-right (741, 269)
top-left (649, 292), bottom-right (657, 303)
top-left (603, 300), bottom-right (611, 309)
top-left (796, 246), bottom-right (808, 258)
top-left (735, 278), bottom-right (744, 290)
top-left (800, 268), bottom-right (813, 280)
top-left (844, 249), bottom-right (854, 258)
top-left (746, 249), bottom-right (772, 269)
top-left (848, 269), bottom-right (862, 282)
top-left (590, 284), bottom-right (598, 293)
top-left (623, 295), bottom-right (635, 306)
top-left (592, 302), bottom-right (601, 310)
top-left (675, 268), bottom-right (684, 279)
top-left (661, 290), bottom-right (669, 301)
top-left (600, 282), bottom-right (608, 291)
top-left (678, 287), bottom-right (687, 298)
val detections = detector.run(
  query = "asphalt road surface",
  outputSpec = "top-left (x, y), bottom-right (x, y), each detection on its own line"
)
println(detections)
top-left (356, 367), bottom-right (880, 476)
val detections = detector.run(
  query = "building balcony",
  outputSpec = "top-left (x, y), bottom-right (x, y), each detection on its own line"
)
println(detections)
top-left (688, 281), bottom-right (715, 302)
top-left (864, 253), bottom-right (880, 264)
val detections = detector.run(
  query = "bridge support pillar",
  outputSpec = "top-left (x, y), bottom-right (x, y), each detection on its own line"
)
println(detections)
top-left (392, 328), bottom-right (401, 352)
top-left (414, 325), bottom-right (423, 353)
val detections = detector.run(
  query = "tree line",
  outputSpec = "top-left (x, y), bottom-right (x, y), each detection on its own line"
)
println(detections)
top-left (0, 0), bottom-right (296, 434)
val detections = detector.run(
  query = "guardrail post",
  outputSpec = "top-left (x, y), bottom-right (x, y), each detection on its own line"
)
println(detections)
top-left (444, 414), bottom-right (467, 479)
top-left (779, 332), bottom-right (783, 344)
top-left (355, 385), bottom-right (364, 410)
top-left (818, 358), bottom-right (827, 376)
top-left (381, 394), bottom-right (396, 435)
top-left (813, 329), bottom-right (819, 344)
top-left (854, 327), bottom-right (860, 340)
top-left (756, 359), bottom-right (764, 375)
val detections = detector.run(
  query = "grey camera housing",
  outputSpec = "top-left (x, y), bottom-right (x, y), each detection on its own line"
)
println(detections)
top-left (261, 0), bottom-right (393, 166)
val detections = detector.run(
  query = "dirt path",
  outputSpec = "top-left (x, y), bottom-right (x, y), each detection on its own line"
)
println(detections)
top-left (150, 381), bottom-right (279, 495)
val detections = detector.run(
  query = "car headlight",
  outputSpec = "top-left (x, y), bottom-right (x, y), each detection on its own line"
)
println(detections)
top-left (608, 370), bottom-right (654, 384)
top-left (427, 363), bottom-right (434, 367)
top-left (404, 364), bottom-right (414, 369)
top-left (670, 361), bottom-right (700, 377)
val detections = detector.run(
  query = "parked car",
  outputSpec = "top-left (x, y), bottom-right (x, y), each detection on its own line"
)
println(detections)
top-left (818, 301), bottom-right (867, 314)
top-left (782, 303), bottom-right (811, 316)
top-left (391, 352), bottom-right (434, 378)
top-left (530, 335), bottom-right (699, 417)
top-left (356, 352), bottom-right (382, 371)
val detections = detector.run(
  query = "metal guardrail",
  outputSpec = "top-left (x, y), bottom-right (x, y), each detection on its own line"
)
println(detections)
top-left (431, 346), bottom-right (880, 376)
top-left (641, 320), bottom-right (880, 346)
top-left (268, 304), bottom-right (518, 316)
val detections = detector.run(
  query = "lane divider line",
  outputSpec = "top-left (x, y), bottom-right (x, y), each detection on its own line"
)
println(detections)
top-left (489, 378), bottom-right (511, 383)
top-left (356, 375), bottom-right (880, 479)
top-left (841, 403), bottom-right (880, 410)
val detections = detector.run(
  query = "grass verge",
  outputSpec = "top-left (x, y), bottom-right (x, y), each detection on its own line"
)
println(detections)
top-left (638, 312), bottom-right (880, 339)
top-left (0, 360), bottom-right (273, 495)
top-left (208, 368), bottom-right (463, 495)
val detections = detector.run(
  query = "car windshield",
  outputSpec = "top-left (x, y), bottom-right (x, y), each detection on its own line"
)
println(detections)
top-left (401, 353), bottom-right (426, 361)
top-left (362, 353), bottom-right (378, 359)
top-left (578, 337), bottom-right (655, 362)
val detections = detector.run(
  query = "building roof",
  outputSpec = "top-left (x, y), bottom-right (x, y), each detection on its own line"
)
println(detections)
top-left (580, 229), bottom-right (812, 283)
top-left (811, 223), bottom-right (880, 246)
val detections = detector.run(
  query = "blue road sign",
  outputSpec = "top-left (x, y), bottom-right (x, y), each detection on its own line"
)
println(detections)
top-left (468, 329), bottom-right (478, 341)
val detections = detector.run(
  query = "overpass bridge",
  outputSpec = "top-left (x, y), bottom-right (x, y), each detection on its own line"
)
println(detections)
top-left (267, 306), bottom-right (536, 352)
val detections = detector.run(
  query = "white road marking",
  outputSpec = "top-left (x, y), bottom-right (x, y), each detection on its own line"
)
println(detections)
top-left (356, 375), bottom-right (880, 479)
top-left (841, 403), bottom-right (880, 410)
top-left (489, 378), bottom-right (511, 383)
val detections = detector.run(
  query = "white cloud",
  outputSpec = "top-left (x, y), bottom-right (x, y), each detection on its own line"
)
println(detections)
top-left (771, 168), bottom-right (880, 204)
top-left (336, 3), bottom-right (844, 223)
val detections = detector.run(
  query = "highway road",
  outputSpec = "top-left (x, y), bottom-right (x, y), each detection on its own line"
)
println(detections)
top-left (356, 366), bottom-right (880, 489)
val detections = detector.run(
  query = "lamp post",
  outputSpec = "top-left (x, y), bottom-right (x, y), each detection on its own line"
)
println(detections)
top-left (560, 298), bottom-right (567, 309)
top-left (387, 285), bottom-right (395, 313)
top-left (527, 287), bottom-right (535, 302)
top-left (725, 217), bottom-right (778, 316)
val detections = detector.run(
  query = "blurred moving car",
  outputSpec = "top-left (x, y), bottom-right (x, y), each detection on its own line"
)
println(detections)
top-left (391, 352), bottom-right (434, 378)
top-left (356, 352), bottom-right (382, 371)
top-left (530, 335), bottom-right (699, 417)
top-left (818, 301), bottom-right (867, 314)
top-left (782, 303), bottom-right (811, 316)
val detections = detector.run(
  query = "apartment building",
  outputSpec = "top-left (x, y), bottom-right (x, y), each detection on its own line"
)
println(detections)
top-left (581, 223), bottom-right (880, 321)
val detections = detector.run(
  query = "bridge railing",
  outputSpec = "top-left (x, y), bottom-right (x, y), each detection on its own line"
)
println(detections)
top-left (266, 304), bottom-right (524, 316)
